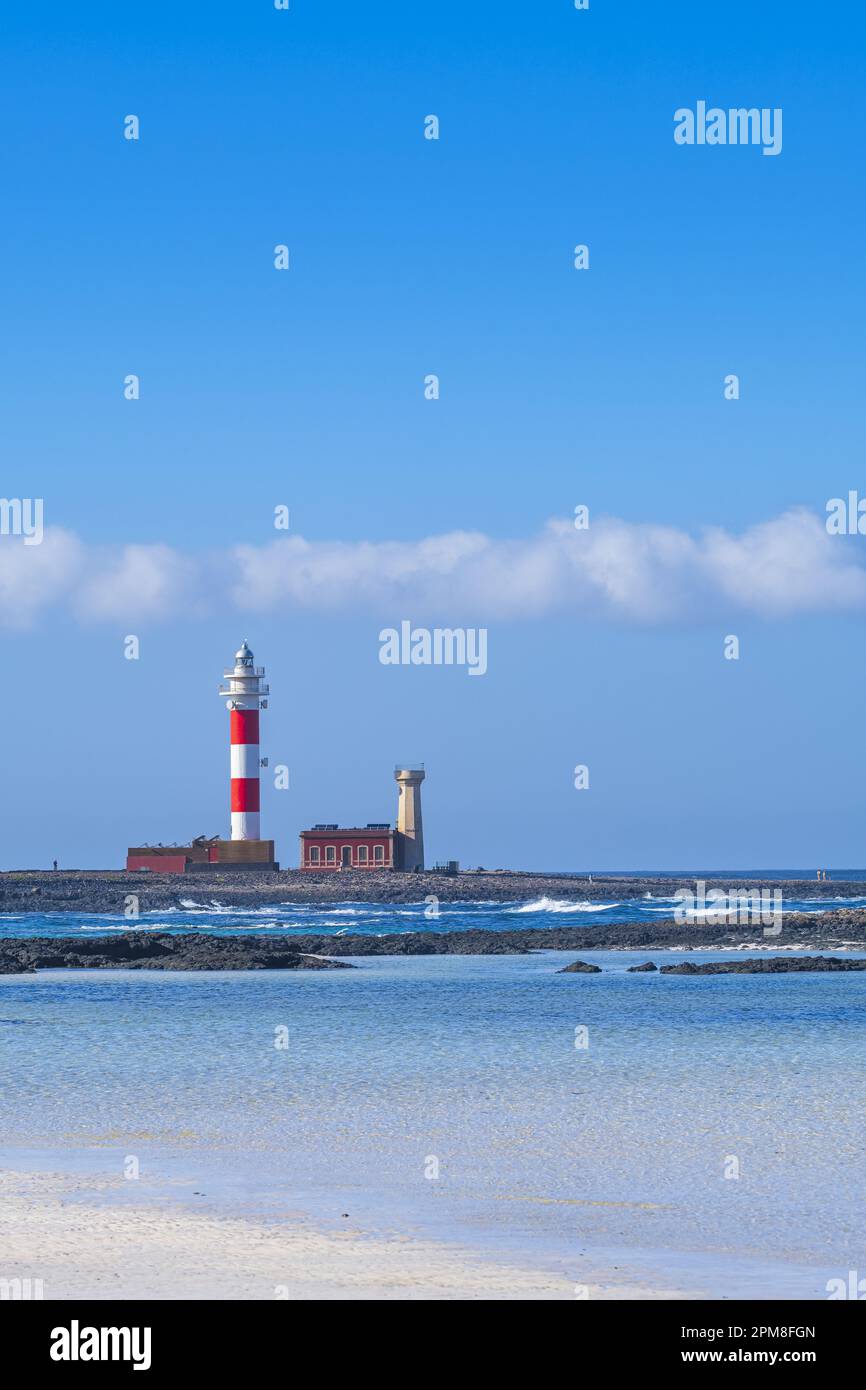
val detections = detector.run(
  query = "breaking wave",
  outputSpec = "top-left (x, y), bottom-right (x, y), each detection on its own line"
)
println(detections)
top-left (508, 897), bottom-right (621, 915)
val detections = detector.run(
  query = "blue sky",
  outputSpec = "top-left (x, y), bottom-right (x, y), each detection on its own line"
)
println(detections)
top-left (1, 0), bottom-right (865, 870)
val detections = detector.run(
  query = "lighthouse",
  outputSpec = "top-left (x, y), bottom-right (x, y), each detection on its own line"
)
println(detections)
top-left (394, 766), bottom-right (425, 870)
top-left (218, 640), bottom-right (269, 840)
top-left (125, 642), bottom-right (278, 872)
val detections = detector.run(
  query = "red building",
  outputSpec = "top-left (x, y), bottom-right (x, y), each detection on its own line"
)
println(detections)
top-left (127, 837), bottom-right (278, 873)
top-left (299, 824), bottom-right (396, 871)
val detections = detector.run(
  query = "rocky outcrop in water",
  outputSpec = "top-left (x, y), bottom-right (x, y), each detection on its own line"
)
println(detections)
top-left (627, 961), bottom-right (658, 972)
top-left (659, 956), bottom-right (866, 975)
top-left (0, 936), bottom-right (353, 974)
top-left (1, 936), bottom-right (865, 975)
top-left (4, 919), bottom-right (866, 972)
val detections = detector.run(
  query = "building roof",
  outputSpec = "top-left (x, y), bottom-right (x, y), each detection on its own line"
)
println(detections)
top-left (301, 825), bottom-right (394, 836)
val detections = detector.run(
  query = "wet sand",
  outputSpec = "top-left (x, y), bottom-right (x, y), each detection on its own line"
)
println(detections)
top-left (0, 1167), bottom-right (685, 1301)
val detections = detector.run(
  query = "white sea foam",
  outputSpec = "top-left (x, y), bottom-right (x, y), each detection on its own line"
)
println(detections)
top-left (77, 923), bottom-right (158, 933)
top-left (798, 895), bottom-right (866, 904)
top-left (509, 897), bottom-right (621, 915)
top-left (323, 908), bottom-right (381, 917)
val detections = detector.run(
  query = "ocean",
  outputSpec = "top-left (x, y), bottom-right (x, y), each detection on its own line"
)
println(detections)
top-left (2, 897), bottom-right (866, 1298)
top-left (3, 888), bottom-right (866, 939)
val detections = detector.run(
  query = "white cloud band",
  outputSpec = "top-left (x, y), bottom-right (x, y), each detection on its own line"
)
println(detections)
top-left (0, 508), bottom-right (862, 628)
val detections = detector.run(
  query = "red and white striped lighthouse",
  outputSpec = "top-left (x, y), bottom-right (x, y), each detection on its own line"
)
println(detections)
top-left (218, 641), bottom-right (269, 840)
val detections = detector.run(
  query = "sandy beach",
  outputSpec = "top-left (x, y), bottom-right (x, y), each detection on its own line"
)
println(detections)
top-left (4, 946), bottom-right (863, 1302)
top-left (0, 1167), bottom-right (687, 1301)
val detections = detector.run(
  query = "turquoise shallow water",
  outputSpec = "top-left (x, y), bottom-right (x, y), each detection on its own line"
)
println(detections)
top-left (2, 945), bottom-right (865, 1296)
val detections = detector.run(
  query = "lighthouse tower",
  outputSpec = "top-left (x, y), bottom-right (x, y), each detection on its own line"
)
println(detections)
top-left (394, 766), bottom-right (425, 870)
top-left (218, 641), bottom-right (269, 840)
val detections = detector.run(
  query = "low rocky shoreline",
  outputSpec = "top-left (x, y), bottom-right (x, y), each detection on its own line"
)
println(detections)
top-left (3, 872), bottom-right (866, 964)
top-left (0, 936), bottom-right (354, 973)
top-left (657, 956), bottom-right (866, 975)
top-left (556, 956), bottom-right (865, 975)
top-left (0, 868), bottom-right (854, 914)
top-left (3, 915), bottom-right (866, 972)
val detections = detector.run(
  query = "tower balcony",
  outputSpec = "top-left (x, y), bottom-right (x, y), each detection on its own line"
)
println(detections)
top-left (219, 676), bottom-right (269, 697)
